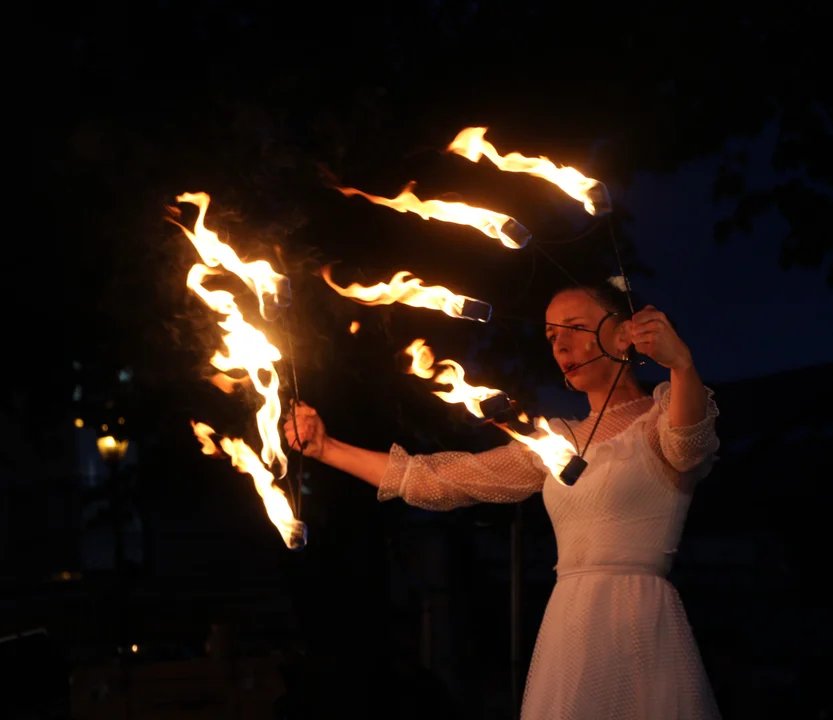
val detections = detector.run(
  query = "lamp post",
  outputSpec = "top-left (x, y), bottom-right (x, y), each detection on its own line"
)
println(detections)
top-left (96, 433), bottom-right (130, 652)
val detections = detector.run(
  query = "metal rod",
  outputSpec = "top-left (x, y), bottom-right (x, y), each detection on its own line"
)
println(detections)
top-left (607, 216), bottom-right (635, 315)
top-left (510, 502), bottom-right (523, 720)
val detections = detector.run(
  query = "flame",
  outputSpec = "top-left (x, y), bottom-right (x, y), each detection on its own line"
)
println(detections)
top-left (335, 181), bottom-right (526, 249)
top-left (322, 267), bottom-right (490, 322)
top-left (170, 192), bottom-right (291, 319)
top-left (403, 340), bottom-right (577, 485)
top-left (172, 193), bottom-right (303, 548)
top-left (402, 339), bottom-right (503, 417)
top-left (219, 436), bottom-right (300, 545)
top-left (185, 263), bottom-right (286, 474)
top-left (447, 127), bottom-right (605, 216)
top-left (209, 373), bottom-right (251, 394)
top-left (433, 360), bottom-right (506, 418)
top-left (349, 320), bottom-right (360, 334)
top-left (403, 339), bottom-right (437, 380)
top-left (191, 423), bottom-right (304, 546)
top-left (502, 417), bottom-right (577, 487)
top-left (192, 421), bottom-right (220, 455)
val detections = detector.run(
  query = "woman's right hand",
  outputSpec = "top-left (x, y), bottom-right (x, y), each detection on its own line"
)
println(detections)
top-left (283, 400), bottom-right (328, 461)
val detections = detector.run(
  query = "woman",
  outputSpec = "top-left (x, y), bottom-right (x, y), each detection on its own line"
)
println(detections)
top-left (284, 280), bottom-right (722, 719)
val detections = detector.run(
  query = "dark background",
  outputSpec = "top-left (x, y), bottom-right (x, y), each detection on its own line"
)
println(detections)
top-left (11, 2), bottom-right (833, 718)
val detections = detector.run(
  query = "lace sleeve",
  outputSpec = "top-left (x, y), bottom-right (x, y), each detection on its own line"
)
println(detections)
top-left (377, 440), bottom-right (546, 511)
top-left (647, 381), bottom-right (720, 475)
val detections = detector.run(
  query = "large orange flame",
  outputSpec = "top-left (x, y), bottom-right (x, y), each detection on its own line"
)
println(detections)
top-left (192, 422), bottom-right (303, 544)
top-left (184, 260), bottom-right (286, 474)
top-left (447, 127), bottom-right (609, 216)
top-left (172, 194), bottom-right (304, 548)
top-left (403, 339), bottom-right (577, 485)
top-left (172, 192), bottom-right (291, 318)
top-left (322, 267), bottom-right (492, 322)
top-left (402, 339), bottom-right (504, 418)
top-left (501, 419), bottom-right (577, 486)
top-left (335, 181), bottom-right (529, 249)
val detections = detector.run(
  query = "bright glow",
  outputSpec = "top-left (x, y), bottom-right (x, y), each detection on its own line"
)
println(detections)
top-left (191, 422), bottom-right (303, 547)
top-left (402, 339), bottom-right (504, 417)
top-left (322, 267), bottom-right (490, 322)
top-left (171, 194), bottom-right (304, 548)
top-left (402, 339), bottom-right (577, 485)
top-left (503, 418), bottom-right (577, 487)
top-left (447, 127), bottom-right (606, 215)
top-left (97, 435), bottom-right (129, 463)
top-left (335, 181), bottom-right (527, 249)
top-left (173, 194), bottom-right (289, 475)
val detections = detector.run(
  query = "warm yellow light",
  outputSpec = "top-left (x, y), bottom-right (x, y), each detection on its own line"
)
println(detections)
top-left (102, 424), bottom-right (109, 432)
top-left (74, 418), bottom-right (84, 428)
top-left (118, 417), bottom-right (125, 425)
top-left (97, 435), bottom-right (130, 463)
top-left (131, 644), bottom-right (138, 653)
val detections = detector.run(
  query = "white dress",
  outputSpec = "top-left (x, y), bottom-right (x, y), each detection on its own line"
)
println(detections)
top-left (378, 382), bottom-right (722, 720)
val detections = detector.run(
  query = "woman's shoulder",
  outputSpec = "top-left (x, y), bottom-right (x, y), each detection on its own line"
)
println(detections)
top-left (650, 381), bottom-right (671, 407)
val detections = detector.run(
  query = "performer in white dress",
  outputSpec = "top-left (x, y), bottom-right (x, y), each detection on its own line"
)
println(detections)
top-left (285, 280), bottom-right (722, 719)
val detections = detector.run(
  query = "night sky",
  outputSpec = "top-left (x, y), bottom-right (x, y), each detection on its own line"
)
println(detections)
top-left (624, 120), bottom-right (833, 384)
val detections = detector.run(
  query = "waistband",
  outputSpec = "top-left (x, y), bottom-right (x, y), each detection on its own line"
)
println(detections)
top-left (556, 562), bottom-right (669, 581)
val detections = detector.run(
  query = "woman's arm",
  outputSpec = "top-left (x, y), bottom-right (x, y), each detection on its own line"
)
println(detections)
top-left (630, 306), bottom-right (719, 475)
top-left (376, 441), bottom-right (545, 511)
top-left (317, 436), bottom-right (390, 488)
top-left (284, 401), bottom-right (546, 510)
top-left (668, 362), bottom-right (709, 429)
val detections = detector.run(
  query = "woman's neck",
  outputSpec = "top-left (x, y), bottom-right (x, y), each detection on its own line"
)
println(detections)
top-left (585, 374), bottom-right (648, 414)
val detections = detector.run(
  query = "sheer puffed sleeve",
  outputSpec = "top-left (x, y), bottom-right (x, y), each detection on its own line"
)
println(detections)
top-left (646, 381), bottom-right (720, 476)
top-left (377, 440), bottom-right (546, 511)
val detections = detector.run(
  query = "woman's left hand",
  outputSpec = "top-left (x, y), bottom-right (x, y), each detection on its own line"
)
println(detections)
top-left (626, 305), bottom-right (693, 370)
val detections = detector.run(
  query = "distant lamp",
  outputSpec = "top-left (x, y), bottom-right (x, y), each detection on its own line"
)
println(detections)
top-left (97, 435), bottom-right (130, 464)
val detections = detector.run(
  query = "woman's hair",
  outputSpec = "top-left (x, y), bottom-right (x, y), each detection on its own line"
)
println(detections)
top-left (551, 277), bottom-right (636, 320)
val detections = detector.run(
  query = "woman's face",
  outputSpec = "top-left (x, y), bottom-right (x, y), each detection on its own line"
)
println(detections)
top-left (545, 289), bottom-right (629, 392)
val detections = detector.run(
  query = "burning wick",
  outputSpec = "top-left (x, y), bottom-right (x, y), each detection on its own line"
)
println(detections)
top-left (260, 279), bottom-right (293, 321)
top-left (559, 455), bottom-right (589, 486)
top-left (192, 422), bottom-right (308, 549)
top-left (322, 267), bottom-right (493, 323)
top-left (478, 392), bottom-right (513, 420)
top-left (349, 320), bottom-right (360, 334)
top-left (171, 193), bottom-right (305, 549)
top-left (171, 192), bottom-right (294, 320)
top-left (402, 340), bottom-right (579, 485)
top-left (499, 218), bottom-right (532, 247)
top-left (334, 182), bottom-right (531, 249)
top-left (447, 127), bottom-right (612, 217)
top-left (505, 419), bottom-right (583, 486)
top-left (402, 339), bottom-right (504, 418)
